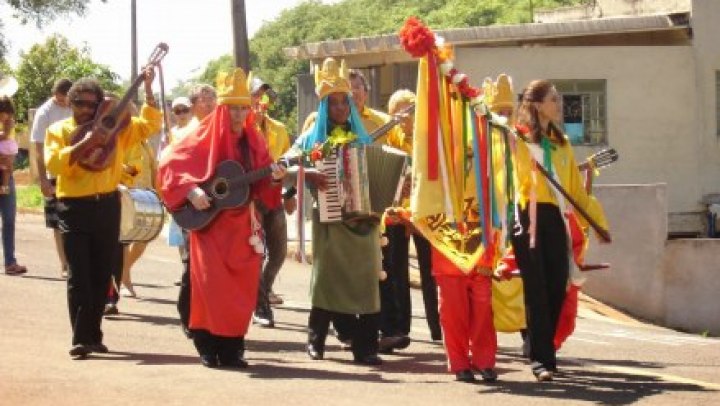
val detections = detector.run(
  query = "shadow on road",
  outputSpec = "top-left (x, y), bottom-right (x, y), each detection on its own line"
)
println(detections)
top-left (97, 351), bottom-right (199, 366)
top-left (481, 359), bottom-right (717, 404)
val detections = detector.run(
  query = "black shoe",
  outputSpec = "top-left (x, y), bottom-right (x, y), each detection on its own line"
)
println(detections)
top-left (477, 368), bottom-right (498, 382)
top-left (306, 344), bottom-right (323, 360)
top-left (252, 314), bottom-right (275, 328)
top-left (69, 344), bottom-right (91, 359)
top-left (431, 331), bottom-right (443, 341)
top-left (200, 354), bottom-right (218, 368)
top-left (378, 336), bottom-right (410, 353)
top-left (455, 369), bottom-right (476, 383)
top-left (219, 355), bottom-right (249, 369)
top-left (394, 335), bottom-right (411, 350)
top-left (354, 354), bottom-right (383, 366)
top-left (89, 343), bottom-right (109, 353)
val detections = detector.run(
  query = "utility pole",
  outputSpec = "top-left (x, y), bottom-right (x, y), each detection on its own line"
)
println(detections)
top-left (230, 0), bottom-right (250, 71)
top-left (130, 0), bottom-right (138, 103)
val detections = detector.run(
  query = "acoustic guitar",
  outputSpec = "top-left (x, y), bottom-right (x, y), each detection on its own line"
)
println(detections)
top-left (70, 43), bottom-right (169, 171)
top-left (172, 156), bottom-right (301, 231)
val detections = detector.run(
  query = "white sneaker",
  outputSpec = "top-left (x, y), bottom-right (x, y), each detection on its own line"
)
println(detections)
top-left (120, 286), bottom-right (137, 298)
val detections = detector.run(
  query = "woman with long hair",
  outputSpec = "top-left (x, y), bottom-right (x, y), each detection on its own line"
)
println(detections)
top-left (511, 80), bottom-right (611, 381)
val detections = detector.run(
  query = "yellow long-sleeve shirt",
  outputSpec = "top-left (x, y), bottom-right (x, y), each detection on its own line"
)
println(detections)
top-left (514, 135), bottom-right (609, 231)
top-left (258, 115), bottom-right (290, 161)
top-left (45, 104), bottom-right (162, 198)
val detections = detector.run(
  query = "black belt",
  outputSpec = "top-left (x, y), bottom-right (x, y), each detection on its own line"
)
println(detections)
top-left (59, 191), bottom-right (118, 202)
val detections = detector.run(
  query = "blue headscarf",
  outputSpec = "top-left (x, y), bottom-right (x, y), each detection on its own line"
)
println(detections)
top-left (295, 94), bottom-right (371, 152)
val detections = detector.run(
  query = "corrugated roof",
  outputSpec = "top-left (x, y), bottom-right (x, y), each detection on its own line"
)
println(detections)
top-left (283, 13), bottom-right (690, 60)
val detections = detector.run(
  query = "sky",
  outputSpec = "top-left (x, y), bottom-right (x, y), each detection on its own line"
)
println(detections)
top-left (2, 0), bottom-right (341, 88)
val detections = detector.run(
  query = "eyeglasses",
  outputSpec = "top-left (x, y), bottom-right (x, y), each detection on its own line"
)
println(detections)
top-left (173, 107), bottom-right (190, 115)
top-left (71, 99), bottom-right (100, 109)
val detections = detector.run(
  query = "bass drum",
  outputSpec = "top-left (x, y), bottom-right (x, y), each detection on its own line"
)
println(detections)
top-left (119, 187), bottom-right (165, 242)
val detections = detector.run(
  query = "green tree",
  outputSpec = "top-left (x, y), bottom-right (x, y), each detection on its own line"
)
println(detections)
top-left (193, 0), bottom-right (585, 133)
top-left (14, 34), bottom-right (120, 121)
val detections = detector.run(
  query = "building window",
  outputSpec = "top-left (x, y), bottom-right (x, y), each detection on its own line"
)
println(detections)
top-left (716, 71), bottom-right (720, 137)
top-left (552, 79), bottom-right (607, 146)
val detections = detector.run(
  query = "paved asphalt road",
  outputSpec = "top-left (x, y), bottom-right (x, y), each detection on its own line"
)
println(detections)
top-left (1, 212), bottom-right (719, 405)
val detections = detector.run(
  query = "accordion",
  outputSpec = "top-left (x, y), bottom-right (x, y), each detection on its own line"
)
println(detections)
top-left (316, 144), bottom-right (409, 223)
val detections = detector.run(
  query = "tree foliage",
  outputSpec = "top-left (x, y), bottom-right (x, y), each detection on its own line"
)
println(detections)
top-left (185, 0), bottom-right (585, 132)
top-left (13, 34), bottom-right (120, 121)
top-left (0, 0), bottom-right (100, 61)
top-left (4, 0), bottom-right (97, 25)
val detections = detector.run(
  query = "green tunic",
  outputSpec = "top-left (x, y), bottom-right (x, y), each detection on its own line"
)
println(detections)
top-left (310, 210), bottom-right (381, 314)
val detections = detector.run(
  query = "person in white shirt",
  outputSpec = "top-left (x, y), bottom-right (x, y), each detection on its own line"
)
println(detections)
top-left (31, 78), bottom-right (72, 278)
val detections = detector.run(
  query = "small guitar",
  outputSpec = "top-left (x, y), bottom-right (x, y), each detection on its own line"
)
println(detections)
top-left (70, 43), bottom-right (169, 171)
top-left (370, 103), bottom-right (415, 142)
top-left (577, 148), bottom-right (619, 192)
top-left (172, 156), bottom-right (301, 231)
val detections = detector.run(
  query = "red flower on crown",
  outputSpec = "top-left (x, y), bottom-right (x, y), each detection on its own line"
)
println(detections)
top-left (399, 17), bottom-right (436, 58)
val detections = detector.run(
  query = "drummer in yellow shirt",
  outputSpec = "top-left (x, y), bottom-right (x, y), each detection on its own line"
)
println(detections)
top-left (45, 68), bottom-right (162, 359)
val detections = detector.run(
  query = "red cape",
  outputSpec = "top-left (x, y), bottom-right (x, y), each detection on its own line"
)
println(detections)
top-left (157, 105), bottom-right (275, 337)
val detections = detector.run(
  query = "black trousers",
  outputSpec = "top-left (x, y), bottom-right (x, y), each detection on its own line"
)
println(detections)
top-left (511, 203), bottom-right (569, 372)
top-left (107, 242), bottom-right (126, 305)
top-left (178, 229), bottom-right (191, 337)
top-left (58, 193), bottom-right (121, 346)
top-left (308, 307), bottom-right (379, 359)
top-left (380, 224), bottom-right (441, 339)
top-left (191, 329), bottom-right (244, 361)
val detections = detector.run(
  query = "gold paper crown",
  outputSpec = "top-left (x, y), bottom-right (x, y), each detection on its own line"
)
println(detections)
top-left (314, 58), bottom-right (350, 99)
top-left (491, 74), bottom-right (515, 112)
top-left (216, 68), bottom-right (251, 106)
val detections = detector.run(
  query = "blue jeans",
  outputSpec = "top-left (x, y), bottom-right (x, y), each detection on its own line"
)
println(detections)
top-left (0, 176), bottom-right (16, 266)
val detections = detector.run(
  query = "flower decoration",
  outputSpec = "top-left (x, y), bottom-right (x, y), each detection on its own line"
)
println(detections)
top-left (399, 17), bottom-right (485, 108)
top-left (398, 17), bottom-right (436, 58)
top-left (306, 126), bottom-right (359, 163)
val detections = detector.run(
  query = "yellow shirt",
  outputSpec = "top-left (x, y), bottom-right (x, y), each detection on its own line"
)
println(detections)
top-left (258, 115), bottom-right (290, 161)
top-left (45, 104), bottom-right (162, 198)
top-left (359, 106), bottom-right (404, 145)
top-left (386, 128), bottom-right (411, 154)
top-left (122, 140), bottom-right (157, 189)
top-left (514, 135), bottom-right (608, 231)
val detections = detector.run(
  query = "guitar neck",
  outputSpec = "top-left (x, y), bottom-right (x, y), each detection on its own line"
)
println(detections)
top-left (227, 157), bottom-right (300, 188)
top-left (107, 74), bottom-right (146, 122)
top-left (370, 104), bottom-right (415, 142)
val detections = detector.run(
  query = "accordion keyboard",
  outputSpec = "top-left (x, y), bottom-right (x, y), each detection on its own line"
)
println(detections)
top-left (316, 153), bottom-right (343, 223)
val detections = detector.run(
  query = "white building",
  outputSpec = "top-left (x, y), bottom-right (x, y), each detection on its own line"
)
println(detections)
top-left (285, 0), bottom-right (720, 236)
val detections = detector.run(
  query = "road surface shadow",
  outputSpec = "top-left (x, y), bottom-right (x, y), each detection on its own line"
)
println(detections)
top-left (480, 361), bottom-right (717, 404)
top-left (97, 350), bottom-right (199, 366)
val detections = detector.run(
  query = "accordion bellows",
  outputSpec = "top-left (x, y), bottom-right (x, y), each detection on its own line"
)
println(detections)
top-left (317, 145), bottom-right (408, 223)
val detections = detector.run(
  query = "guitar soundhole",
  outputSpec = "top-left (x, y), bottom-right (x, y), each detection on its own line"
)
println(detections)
top-left (212, 179), bottom-right (228, 199)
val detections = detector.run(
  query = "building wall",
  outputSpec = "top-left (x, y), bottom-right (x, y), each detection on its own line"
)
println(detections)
top-left (691, 0), bottom-right (720, 208)
top-left (456, 45), bottom-right (712, 217)
top-left (583, 184), bottom-right (668, 322)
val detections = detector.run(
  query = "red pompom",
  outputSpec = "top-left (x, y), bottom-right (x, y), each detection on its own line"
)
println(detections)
top-left (515, 124), bottom-right (530, 135)
top-left (399, 17), bottom-right (436, 58)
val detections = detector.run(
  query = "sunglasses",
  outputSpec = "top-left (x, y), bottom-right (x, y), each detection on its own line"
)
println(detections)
top-left (72, 99), bottom-right (100, 109)
top-left (173, 107), bottom-right (190, 115)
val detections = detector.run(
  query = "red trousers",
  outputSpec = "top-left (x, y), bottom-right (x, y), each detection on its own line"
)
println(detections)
top-left (436, 273), bottom-right (497, 372)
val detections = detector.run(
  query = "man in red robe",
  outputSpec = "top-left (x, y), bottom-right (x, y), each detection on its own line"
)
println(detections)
top-left (157, 68), bottom-right (286, 368)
